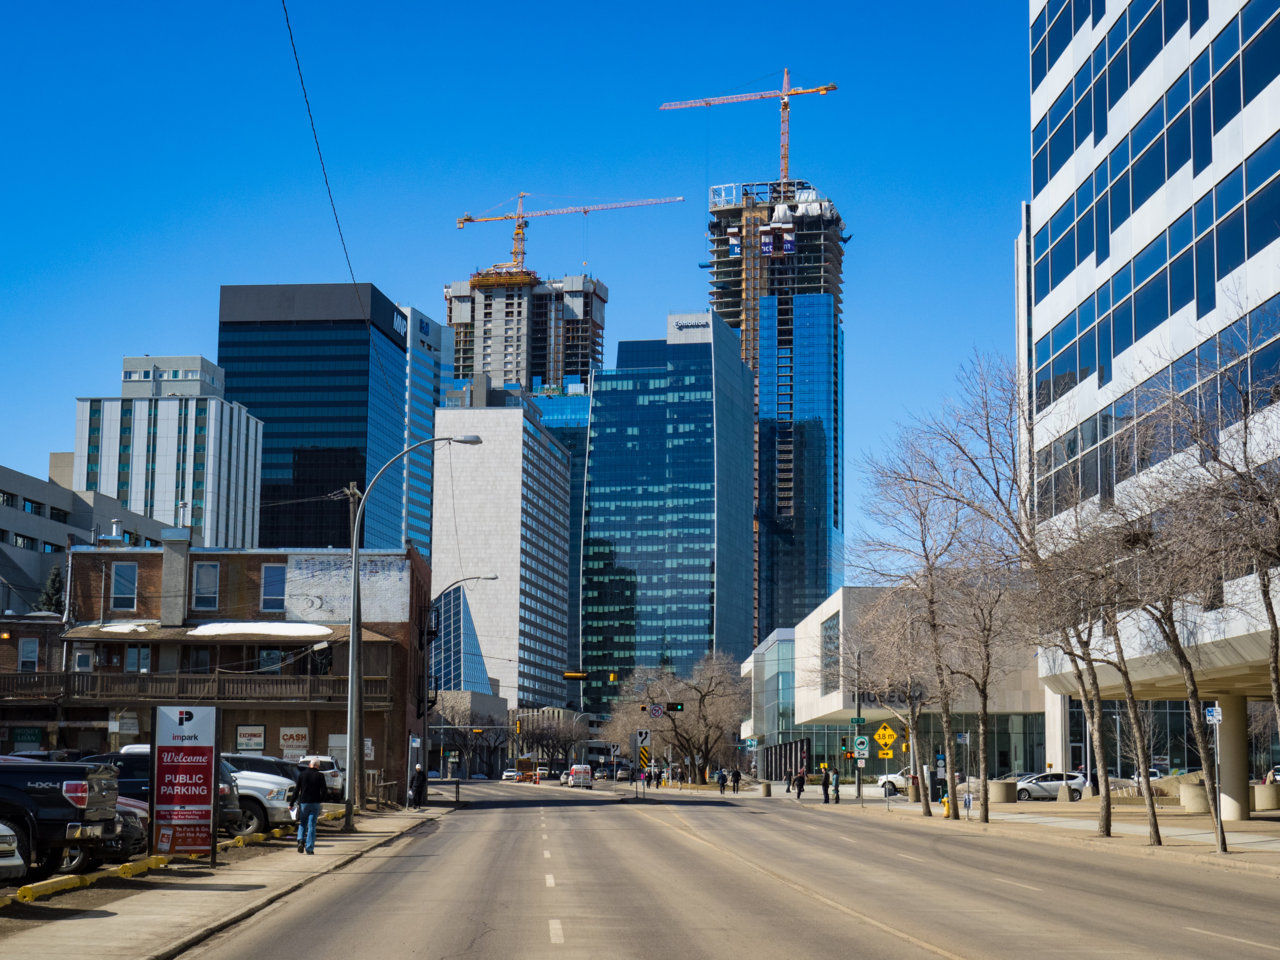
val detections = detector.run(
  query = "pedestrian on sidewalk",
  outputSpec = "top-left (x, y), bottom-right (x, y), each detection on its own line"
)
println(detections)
top-left (793, 770), bottom-right (805, 801)
top-left (832, 769), bottom-right (840, 804)
top-left (717, 769), bottom-right (729, 795)
top-left (296, 759), bottom-right (327, 855)
top-left (731, 769), bottom-right (741, 794)
top-left (785, 767), bottom-right (792, 793)
top-left (409, 763), bottom-right (426, 811)
top-left (821, 767), bottom-right (831, 804)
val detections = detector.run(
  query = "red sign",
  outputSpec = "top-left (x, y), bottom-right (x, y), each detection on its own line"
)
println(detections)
top-left (151, 706), bottom-right (217, 856)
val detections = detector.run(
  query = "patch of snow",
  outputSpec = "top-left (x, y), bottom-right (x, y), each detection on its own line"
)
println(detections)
top-left (100, 623), bottom-right (151, 633)
top-left (186, 622), bottom-right (331, 638)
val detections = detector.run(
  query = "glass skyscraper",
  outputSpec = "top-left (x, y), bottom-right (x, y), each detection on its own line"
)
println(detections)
top-left (579, 312), bottom-right (754, 712)
top-left (404, 307), bottom-right (453, 561)
top-left (218, 283), bottom-right (410, 550)
top-left (705, 180), bottom-right (846, 643)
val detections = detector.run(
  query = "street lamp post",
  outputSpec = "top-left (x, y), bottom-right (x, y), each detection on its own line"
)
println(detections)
top-left (343, 434), bottom-right (481, 832)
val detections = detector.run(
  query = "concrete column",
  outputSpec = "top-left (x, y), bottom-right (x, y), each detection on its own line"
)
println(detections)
top-left (1044, 693), bottom-right (1069, 773)
top-left (1217, 695), bottom-right (1251, 821)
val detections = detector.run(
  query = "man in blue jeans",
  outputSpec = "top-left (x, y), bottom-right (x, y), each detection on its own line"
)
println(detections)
top-left (295, 758), bottom-right (327, 854)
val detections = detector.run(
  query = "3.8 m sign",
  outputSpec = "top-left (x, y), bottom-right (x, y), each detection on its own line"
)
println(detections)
top-left (150, 706), bottom-right (218, 857)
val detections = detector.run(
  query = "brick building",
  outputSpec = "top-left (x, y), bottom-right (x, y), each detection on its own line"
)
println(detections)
top-left (0, 528), bottom-right (430, 787)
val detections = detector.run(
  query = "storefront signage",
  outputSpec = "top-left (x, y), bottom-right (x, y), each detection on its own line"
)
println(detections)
top-left (279, 726), bottom-right (309, 761)
top-left (236, 724), bottom-right (266, 752)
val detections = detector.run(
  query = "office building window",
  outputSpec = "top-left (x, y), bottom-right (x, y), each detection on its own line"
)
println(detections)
top-left (111, 562), bottom-right (138, 611)
top-left (261, 563), bottom-right (286, 612)
top-left (192, 562), bottom-right (219, 611)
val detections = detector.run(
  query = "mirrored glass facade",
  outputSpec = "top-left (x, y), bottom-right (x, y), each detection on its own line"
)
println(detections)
top-left (580, 313), bottom-right (753, 712)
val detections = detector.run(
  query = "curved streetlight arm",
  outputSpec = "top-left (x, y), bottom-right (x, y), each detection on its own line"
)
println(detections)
top-left (344, 435), bottom-right (481, 830)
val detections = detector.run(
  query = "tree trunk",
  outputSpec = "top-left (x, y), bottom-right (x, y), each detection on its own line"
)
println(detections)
top-left (908, 708), bottom-right (931, 817)
top-left (977, 695), bottom-right (990, 824)
top-left (1107, 615), bottom-right (1161, 845)
top-left (1256, 565), bottom-right (1280, 740)
top-left (1064, 630), bottom-right (1111, 837)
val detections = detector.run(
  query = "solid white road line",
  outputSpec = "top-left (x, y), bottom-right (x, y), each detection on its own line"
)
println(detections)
top-left (1186, 927), bottom-right (1280, 951)
top-left (898, 853), bottom-right (926, 863)
top-left (839, 835), bottom-right (856, 843)
top-left (545, 874), bottom-right (555, 888)
top-left (992, 877), bottom-right (1042, 892)
top-left (549, 919), bottom-right (564, 944)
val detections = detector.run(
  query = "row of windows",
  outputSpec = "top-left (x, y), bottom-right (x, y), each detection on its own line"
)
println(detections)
top-left (108, 561), bottom-right (286, 613)
top-left (1036, 292), bottom-right (1280, 517)
top-left (1033, 7), bottom-right (1280, 304)
top-left (1032, 0), bottom-right (1277, 205)
top-left (0, 530), bottom-right (62, 552)
top-left (1034, 130), bottom-right (1280, 411)
top-left (1031, 0), bottom-right (1107, 95)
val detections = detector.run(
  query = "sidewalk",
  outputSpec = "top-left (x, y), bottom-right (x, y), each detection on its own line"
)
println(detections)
top-left (0, 805), bottom-right (444, 960)
top-left (767, 784), bottom-right (1280, 875)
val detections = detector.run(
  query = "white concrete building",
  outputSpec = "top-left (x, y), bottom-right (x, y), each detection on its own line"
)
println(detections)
top-left (430, 404), bottom-right (570, 708)
top-left (70, 356), bottom-right (262, 548)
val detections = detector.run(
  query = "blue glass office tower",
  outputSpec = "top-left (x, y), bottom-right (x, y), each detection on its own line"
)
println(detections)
top-left (404, 307), bottom-right (454, 561)
top-left (706, 180), bottom-right (846, 642)
top-left (218, 284), bottom-right (410, 550)
top-left (579, 312), bottom-right (754, 712)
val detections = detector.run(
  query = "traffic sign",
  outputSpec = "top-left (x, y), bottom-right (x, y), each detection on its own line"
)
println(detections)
top-left (957, 732), bottom-right (969, 745)
top-left (1205, 706), bottom-right (1222, 724)
top-left (873, 723), bottom-right (897, 748)
top-left (878, 748), bottom-right (894, 759)
top-left (610, 743), bottom-right (620, 758)
top-left (853, 735), bottom-right (869, 753)
top-left (649, 703), bottom-right (665, 719)
top-left (857, 758), bottom-right (866, 768)
top-left (850, 716), bottom-right (867, 725)
top-left (636, 728), bottom-right (651, 746)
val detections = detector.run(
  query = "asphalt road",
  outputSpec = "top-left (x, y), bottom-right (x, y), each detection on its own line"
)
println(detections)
top-left (182, 783), bottom-right (1280, 960)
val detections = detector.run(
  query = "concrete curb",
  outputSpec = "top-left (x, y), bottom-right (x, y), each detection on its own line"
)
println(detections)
top-left (139, 807), bottom-right (451, 960)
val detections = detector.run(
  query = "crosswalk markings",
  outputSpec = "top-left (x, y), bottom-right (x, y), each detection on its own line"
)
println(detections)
top-left (545, 874), bottom-right (555, 887)
top-left (549, 919), bottom-right (564, 944)
top-left (544, 850), bottom-right (551, 858)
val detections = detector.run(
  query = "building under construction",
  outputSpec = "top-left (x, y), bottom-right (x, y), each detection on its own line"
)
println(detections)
top-left (704, 178), bottom-right (847, 644)
top-left (444, 272), bottom-right (606, 392)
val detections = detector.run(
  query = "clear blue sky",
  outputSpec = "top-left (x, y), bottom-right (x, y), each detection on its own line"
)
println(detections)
top-left (1, 3), bottom-right (1029, 524)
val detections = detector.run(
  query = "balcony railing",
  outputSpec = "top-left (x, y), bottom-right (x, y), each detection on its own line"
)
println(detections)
top-left (0, 671), bottom-right (391, 706)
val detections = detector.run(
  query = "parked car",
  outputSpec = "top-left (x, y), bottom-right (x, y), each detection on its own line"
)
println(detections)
top-left (593, 768), bottom-right (611, 781)
top-left (0, 759), bottom-right (120, 882)
top-left (877, 767), bottom-right (914, 794)
top-left (1016, 771), bottom-right (1086, 801)
top-left (536, 767), bottom-right (549, 781)
top-left (297, 755), bottom-right (345, 801)
top-left (0, 823), bottom-right (29, 881)
top-left (559, 771), bottom-right (571, 786)
top-left (63, 796), bottom-right (151, 874)
top-left (226, 769), bottom-right (296, 836)
top-left (501, 769), bottom-right (519, 781)
top-left (470, 773), bottom-right (489, 780)
top-left (222, 753), bottom-right (301, 784)
top-left (615, 768), bottom-right (631, 781)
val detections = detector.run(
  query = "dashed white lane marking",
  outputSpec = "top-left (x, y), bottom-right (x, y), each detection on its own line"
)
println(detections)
top-left (545, 874), bottom-right (555, 887)
top-left (542, 833), bottom-right (548, 839)
top-left (1186, 927), bottom-right (1280, 952)
top-left (544, 850), bottom-right (551, 859)
top-left (898, 853), bottom-right (925, 863)
top-left (549, 919), bottom-right (564, 944)
top-left (992, 877), bottom-right (1042, 892)
top-left (839, 835), bottom-right (855, 843)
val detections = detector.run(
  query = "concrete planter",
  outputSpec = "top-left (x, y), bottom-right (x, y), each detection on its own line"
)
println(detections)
top-left (987, 780), bottom-right (1017, 803)
top-left (1180, 781), bottom-right (1210, 813)
top-left (1252, 782), bottom-right (1279, 811)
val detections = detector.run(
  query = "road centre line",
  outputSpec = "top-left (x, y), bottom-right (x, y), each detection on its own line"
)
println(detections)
top-left (635, 806), bottom-right (967, 960)
top-left (898, 853), bottom-right (926, 863)
top-left (549, 919), bottom-right (564, 944)
top-left (545, 874), bottom-right (555, 887)
top-left (1186, 927), bottom-right (1280, 952)
top-left (992, 877), bottom-right (1042, 892)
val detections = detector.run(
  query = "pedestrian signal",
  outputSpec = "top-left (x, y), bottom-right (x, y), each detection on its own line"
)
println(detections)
top-left (666, 702), bottom-right (683, 712)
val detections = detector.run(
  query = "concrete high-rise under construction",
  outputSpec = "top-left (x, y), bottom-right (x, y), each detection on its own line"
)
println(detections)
top-left (444, 272), bottom-right (606, 391)
top-left (704, 178), bottom-right (846, 645)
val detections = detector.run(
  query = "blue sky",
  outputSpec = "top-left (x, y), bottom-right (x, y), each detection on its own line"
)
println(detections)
top-left (1, 3), bottom-right (1029, 520)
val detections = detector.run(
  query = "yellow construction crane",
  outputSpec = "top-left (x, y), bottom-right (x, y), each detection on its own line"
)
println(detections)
top-left (660, 68), bottom-right (837, 189)
top-left (457, 193), bottom-right (684, 273)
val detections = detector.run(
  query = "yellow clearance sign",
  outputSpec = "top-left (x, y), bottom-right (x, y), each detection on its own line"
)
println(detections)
top-left (874, 723), bottom-right (897, 748)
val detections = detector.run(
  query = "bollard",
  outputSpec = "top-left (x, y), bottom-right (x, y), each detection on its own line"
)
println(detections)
top-left (760, 781), bottom-right (772, 797)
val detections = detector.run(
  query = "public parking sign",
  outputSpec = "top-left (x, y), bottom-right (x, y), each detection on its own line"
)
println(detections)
top-left (151, 706), bottom-right (217, 857)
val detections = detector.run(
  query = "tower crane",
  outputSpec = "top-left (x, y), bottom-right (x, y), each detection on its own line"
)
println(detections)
top-left (457, 193), bottom-right (684, 274)
top-left (660, 68), bottom-right (836, 193)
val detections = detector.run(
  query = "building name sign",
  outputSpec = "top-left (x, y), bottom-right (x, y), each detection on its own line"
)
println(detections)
top-left (674, 319), bottom-right (709, 330)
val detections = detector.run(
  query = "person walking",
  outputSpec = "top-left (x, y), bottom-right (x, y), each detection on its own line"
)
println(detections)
top-left (408, 763), bottom-right (427, 811)
top-left (793, 770), bottom-right (805, 801)
top-left (785, 767), bottom-right (792, 793)
top-left (821, 767), bottom-right (831, 804)
top-left (832, 768), bottom-right (841, 804)
top-left (731, 768), bottom-right (741, 794)
top-left (295, 758), bottom-right (327, 855)
top-left (717, 769), bottom-right (728, 795)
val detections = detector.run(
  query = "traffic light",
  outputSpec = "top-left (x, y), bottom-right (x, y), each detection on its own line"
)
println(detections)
top-left (841, 736), bottom-right (847, 749)
top-left (563, 671), bottom-right (588, 680)
top-left (515, 720), bottom-right (520, 734)
top-left (665, 702), bottom-right (683, 712)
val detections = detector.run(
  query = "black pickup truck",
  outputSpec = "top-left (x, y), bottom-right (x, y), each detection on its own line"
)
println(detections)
top-left (0, 761), bottom-right (119, 882)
